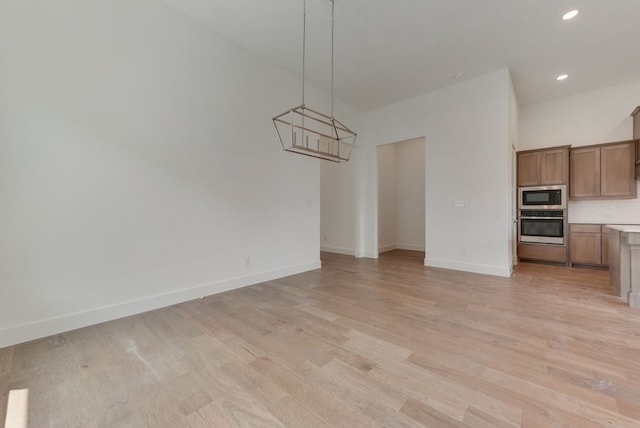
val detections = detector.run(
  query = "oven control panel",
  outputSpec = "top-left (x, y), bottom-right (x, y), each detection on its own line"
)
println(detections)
top-left (520, 210), bottom-right (564, 218)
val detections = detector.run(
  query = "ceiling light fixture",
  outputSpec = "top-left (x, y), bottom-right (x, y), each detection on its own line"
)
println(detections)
top-left (557, 74), bottom-right (569, 81)
top-left (272, 0), bottom-right (357, 163)
top-left (562, 9), bottom-right (579, 20)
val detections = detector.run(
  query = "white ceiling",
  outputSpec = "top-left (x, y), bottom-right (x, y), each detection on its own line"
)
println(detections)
top-left (162, 0), bottom-right (640, 111)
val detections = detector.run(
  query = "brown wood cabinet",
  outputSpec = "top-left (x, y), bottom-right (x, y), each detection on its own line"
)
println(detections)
top-left (570, 147), bottom-right (600, 198)
top-left (569, 224), bottom-right (609, 267)
top-left (517, 146), bottom-right (569, 187)
top-left (518, 243), bottom-right (567, 264)
top-left (570, 140), bottom-right (637, 199)
top-left (632, 107), bottom-right (640, 179)
top-left (602, 227), bottom-right (609, 266)
top-left (601, 143), bottom-right (637, 197)
top-left (637, 142), bottom-right (640, 180)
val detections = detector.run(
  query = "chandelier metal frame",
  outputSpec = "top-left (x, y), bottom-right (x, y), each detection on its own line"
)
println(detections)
top-left (272, 0), bottom-right (357, 162)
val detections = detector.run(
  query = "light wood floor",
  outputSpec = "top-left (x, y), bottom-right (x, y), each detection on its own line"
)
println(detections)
top-left (3, 250), bottom-right (640, 427)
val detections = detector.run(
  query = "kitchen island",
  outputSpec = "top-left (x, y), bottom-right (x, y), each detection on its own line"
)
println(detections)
top-left (607, 225), bottom-right (640, 308)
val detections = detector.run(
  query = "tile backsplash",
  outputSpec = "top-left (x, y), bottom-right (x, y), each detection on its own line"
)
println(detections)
top-left (569, 182), bottom-right (640, 224)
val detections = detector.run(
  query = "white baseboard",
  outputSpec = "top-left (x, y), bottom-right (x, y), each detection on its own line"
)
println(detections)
top-left (320, 245), bottom-right (356, 256)
top-left (424, 257), bottom-right (511, 278)
top-left (397, 243), bottom-right (425, 252)
top-left (378, 244), bottom-right (397, 253)
top-left (379, 244), bottom-right (425, 253)
top-left (0, 260), bottom-right (321, 349)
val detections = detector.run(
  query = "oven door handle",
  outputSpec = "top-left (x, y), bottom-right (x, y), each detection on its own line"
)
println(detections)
top-left (519, 216), bottom-right (565, 220)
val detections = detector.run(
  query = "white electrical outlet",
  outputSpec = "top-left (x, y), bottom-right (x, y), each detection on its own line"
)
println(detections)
top-left (244, 257), bottom-right (251, 267)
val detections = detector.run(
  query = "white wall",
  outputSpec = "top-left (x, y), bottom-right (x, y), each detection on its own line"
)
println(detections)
top-left (508, 74), bottom-right (519, 266)
top-left (360, 69), bottom-right (513, 277)
top-left (377, 144), bottom-right (398, 252)
top-left (396, 139), bottom-right (426, 252)
top-left (0, 0), bottom-right (361, 347)
top-left (520, 79), bottom-right (640, 224)
top-left (320, 158), bottom-right (358, 255)
top-left (378, 144), bottom-right (398, 252)
top-left (520, 80), bottom-right (640, 150)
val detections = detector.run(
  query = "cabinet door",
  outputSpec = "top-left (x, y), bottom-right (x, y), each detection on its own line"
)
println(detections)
top-left (602, 232), bottom-right (609, 267)
top-left (601, 143), bottom-right (636, 198)
top-left (540, 148), bottom-right (568, 185)
top-left (569, 232), bottom-right (601, 265)
top-left (570, 147), bottom-right (600, 199)
top-left (633, 107), bottom-right (640, 178)
top-left (636, 141), bottom-right (640, 179)
top-left (518, 152), bottom-right (541, 186)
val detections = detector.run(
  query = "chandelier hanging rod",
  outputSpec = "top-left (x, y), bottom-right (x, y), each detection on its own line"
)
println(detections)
top-left (302, 0), bottom-right (336, 115)
top-left (331, 0), bottom-right (334, 117)
top-left (301, 0), bottom-right (306, 106)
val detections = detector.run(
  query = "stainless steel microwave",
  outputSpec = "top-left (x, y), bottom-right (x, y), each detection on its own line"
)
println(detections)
top-left (518, 185), bottom-right (566, 210)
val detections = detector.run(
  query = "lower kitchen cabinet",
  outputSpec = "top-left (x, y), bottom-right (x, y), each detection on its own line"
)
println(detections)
top-left (518, 243), bottom-right (567, 264)
top-left (602, 230), bottom-right (609, 266)
top-left (569, 224), bottom-right (609, 267)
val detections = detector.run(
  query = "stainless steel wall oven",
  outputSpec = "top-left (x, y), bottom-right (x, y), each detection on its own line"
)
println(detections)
top-left (519, 210), bottom-right (565, 245)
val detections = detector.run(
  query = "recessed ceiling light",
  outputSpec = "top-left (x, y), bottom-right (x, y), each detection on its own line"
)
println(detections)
top-left (562, 9), bottom-right (579, 20)
top-left (557, 74), bottom-right (569, 81)
top-left (453, 72), bottom-right (465, 80)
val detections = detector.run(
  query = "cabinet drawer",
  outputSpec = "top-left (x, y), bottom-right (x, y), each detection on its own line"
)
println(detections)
top-left (518, 243), bottom-right (567, 263)
top-left (569, 224), bottom-right (601, 233)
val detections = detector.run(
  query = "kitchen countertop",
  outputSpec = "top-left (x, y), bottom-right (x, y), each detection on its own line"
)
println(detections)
top-left (606, 225), bottom-right (640, 233)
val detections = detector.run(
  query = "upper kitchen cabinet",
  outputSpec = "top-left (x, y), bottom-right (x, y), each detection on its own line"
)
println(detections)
top-left (632, 106), bottom-right (640, 178)
top-left (570, 147), bottom-right (600, 198)
top-left (602, 143), bottom-right (637, 196)
top-left (570, 140), bottom-right (637, 200)
top-left (517, 146), bottom-right (569, 187)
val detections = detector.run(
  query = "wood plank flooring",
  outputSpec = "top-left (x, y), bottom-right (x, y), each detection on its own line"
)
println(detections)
top-left (3, 250), bottom-right (640, 427)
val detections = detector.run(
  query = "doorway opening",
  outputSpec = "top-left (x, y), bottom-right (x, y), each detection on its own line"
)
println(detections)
top-left (377, 137), bottom-right (426, 264)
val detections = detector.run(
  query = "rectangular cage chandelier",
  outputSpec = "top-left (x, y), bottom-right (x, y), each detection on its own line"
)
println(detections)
top-left (272, 0), bottom-right (357, 162)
